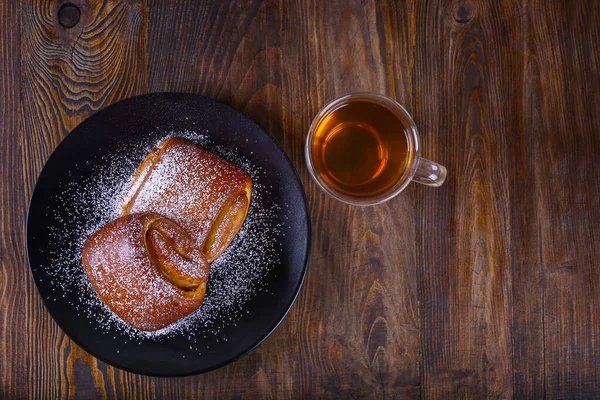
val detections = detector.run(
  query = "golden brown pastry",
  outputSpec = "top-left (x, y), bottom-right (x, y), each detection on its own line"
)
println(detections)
top-left (82, 213), bottom-right (210, 331)
top-left (121, 137), bottom-right (252, 262)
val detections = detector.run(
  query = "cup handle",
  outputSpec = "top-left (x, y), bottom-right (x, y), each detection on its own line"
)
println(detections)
top-left (412, 157), bottom-right (447, 187)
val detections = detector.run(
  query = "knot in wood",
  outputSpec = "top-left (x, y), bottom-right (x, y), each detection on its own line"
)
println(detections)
top-left (58, 3), bottom-right (81, 28)
top-left (454, 3), bottom-right (474, 24)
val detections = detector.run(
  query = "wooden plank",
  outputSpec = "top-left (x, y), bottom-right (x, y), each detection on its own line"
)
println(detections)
top-left (19, 1), bottom-right (148, 398)
top-left (528, 1), bottom-right (600, 397)
top-left (508, 1), bottom-right (547, 396)
top-left (0, 1), bottom-right (25, 399)
top-left (278, 1), bottom-right (421, 396)
top-left (148, 1), bottom-right (297, 397)
top-left (415, 0), bottom-right (522, 397)
top-left (148, 1), bottom-right (288, 397)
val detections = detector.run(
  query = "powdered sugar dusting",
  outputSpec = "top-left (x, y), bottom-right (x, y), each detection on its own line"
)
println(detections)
top-left (123, 137), bottom-right (251, 256)
top-left (40, 130), bottom-right (282, 347)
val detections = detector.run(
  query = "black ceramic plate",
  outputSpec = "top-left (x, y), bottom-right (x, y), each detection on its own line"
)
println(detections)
top-left (26, 93), bottom-right (310, 376)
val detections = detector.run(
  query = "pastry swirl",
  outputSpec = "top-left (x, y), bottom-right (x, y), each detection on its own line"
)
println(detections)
top-left (82, 213), bottom-right (209, 331)
top-left (122, 138), bottom-right (252, 262)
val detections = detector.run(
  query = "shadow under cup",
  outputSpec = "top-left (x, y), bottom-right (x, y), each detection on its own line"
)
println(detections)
top-left (305, 92), bottom-right (446, 206)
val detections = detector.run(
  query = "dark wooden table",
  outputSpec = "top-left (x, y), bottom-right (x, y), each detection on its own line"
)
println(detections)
top-left (2, 0), bottom-right (599, 398)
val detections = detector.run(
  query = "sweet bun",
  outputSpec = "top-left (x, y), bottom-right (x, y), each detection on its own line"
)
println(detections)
top-left (122, 138), bottom-right (252, 262)
top-left (82, 213), bottom-right (209, 331)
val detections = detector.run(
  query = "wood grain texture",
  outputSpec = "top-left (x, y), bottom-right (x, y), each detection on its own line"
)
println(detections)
top-left (0, 1), bottom-right (25, 399)
top-left (277, 1), bottom-right (421, 397)
top-left (509, 1), bottom-right (546, 396)
top-left (528, 1), bottom-right (600, 398)
top-left (416, 0), bottom-right (518, 397)
top-left (2, 0), bottom-right (600, 398)
top-left (149, 2), bottom-right (291, 398)
top-left (17, 0), bottom-right (149, 398)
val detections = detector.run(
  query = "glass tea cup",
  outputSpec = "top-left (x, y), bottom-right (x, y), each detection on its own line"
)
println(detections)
top-left (305, 92), bottom-right (446, 206)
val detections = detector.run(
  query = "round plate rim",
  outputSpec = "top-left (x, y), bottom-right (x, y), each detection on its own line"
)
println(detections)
top-left (25, 92), bottom-right (312, 377)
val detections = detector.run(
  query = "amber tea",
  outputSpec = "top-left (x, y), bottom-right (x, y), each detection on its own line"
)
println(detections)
top-left (310, 99), bottom-right (412, 198)
top-left (306, 93), bottom-right (446, 205)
